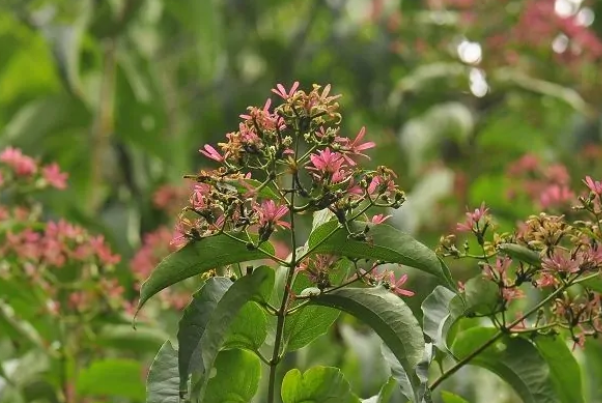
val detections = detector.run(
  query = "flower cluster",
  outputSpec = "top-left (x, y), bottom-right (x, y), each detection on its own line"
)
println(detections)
top-left (439, 177), bottom-right (602, 349)
top-left (0, 146), bottom-right (68, 190)
top-left (175, 83), bottom-right (405, 248)
top-left (505, 154), bottom-right (574, 211)
top-left (0, 148), bottom-right (125, 317)
top-left (172, 82), bottom-right (412, 296)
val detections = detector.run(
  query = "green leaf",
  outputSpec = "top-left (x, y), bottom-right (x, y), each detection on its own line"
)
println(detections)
top-left (283, 266), bottom-right (340, 351)
top-left (362, 377), bottom-right (397, 403)
top-left (204, 349), bottom-right (261, 403)
top-left (137, 234), bottom-right (274, 313)
top-left (584, 339), bottom-right (602, 402)
top-left (309, 286), bottom-right (424, 399)
top-left (192, 266), bottom-right (275, 401)
top-left (498, 244), bottom-right (541, 267)
top-left (146, 341), bottom-right (179, 403)
top-left (440, 391), bottom-right (470, 403)
top-left (178, 277), bottom-right (232, 391)
top-left (308, 221), bottom-right (455, 289)
top-left (96, 324), bottom-right (169, 353)
top-left (452, 327), bottom-right (559, 403)
top-left (421, 286), bottom-right (464, 353)
top-left (283, 304), bottom-right (340, 351)
top-left (76, 359), bottom-right (145, 401)
top-left (281, 367), bottom-right (360, 403)
top-left (464, 276), bottom-right (499, 315)
top-left (225, 302), bottom-right (268, 351)
top-left (534, 335), bottom-right (585, 403)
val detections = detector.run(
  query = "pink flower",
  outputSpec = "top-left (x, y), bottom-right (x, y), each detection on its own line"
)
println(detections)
top-left (90, 235), bottom-right (121, 265)
top-left (583, 176), bottom-right (602, 195)
top-left (307, 148), bottom-right (347, 179)
top-left (0, 147), bottom-right (37, 176)
top-left (338, 127), bottom-right (376, 165)
top-left (456, 202), bottom-right (489, 232)
top-left (42, 163), bottom-right (68, 189)
top-left (256, 200), bottom-right (290, 229)
top-left (541, 249), bottom-right (580, 274)
top-left (385, 272), bottom-right (415, 297)
top-left (483, 257), bottom-right (511, 280)
top-left (370, 214), bottom-right (392, 224)
top-left (271, 81), bottom-right (300, 100)
top-left (199, 144), bottom-right (224, 163)
top-left (539, 185), bottom-right (574, 209)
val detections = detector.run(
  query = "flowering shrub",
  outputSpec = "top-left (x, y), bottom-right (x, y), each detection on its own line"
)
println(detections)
top-left (139, 83), bottom-right (600, 403)
top-left (0, 148), bottom-right (151, 402)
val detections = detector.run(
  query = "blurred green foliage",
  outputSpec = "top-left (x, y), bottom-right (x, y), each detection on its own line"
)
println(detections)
top-left (2, 0), bottom-right (602, 402)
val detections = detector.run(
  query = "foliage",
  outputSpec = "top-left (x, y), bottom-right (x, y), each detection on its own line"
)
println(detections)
top-left (3, 0), bottom-right (602, 402)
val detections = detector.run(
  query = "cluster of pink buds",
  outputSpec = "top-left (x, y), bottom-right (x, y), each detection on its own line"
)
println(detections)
top-left (439, 176), bottom-right (602, 349)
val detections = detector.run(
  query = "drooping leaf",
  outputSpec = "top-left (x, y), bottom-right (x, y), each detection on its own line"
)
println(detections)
top-left (440, 391), bottom-right (470, 403)
top-left (421, 286), bottom-right (464, 353)
top-left (146, 341), bottom-right (179, 403)
top-left (452, 327), bottom-right (560, 403)
top-left (281, 367), bottom-right (360, 403)
top-left (137, 234), bottom-right (274, 312)
top-left (178, 277), bottom-right (232, 391)
top-left (192, 266), bottom-right (275, 401)
top-left (534, 335), bottom-right (585, 403)
top-left (307, 221), bottom-right (455, 289)
top-left (76, 359), bottom-right (145, 401)
top-left (498, 244), bottom-right (541, 267)
top-left (463, 276), bottom-right (499, 315)
top-left (204, 349), bottom-right (261, 403)
top-left (309, 286), bottom-right (425, 400)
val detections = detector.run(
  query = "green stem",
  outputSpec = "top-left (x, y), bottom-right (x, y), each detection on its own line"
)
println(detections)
top-left (429, 272), bottom-right (598, 390)
top-left (267, 173), bottom-right (299, 403)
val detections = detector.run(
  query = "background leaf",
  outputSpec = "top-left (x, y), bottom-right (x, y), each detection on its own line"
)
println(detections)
top-left (76, 359), bottom-right (145, 401)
